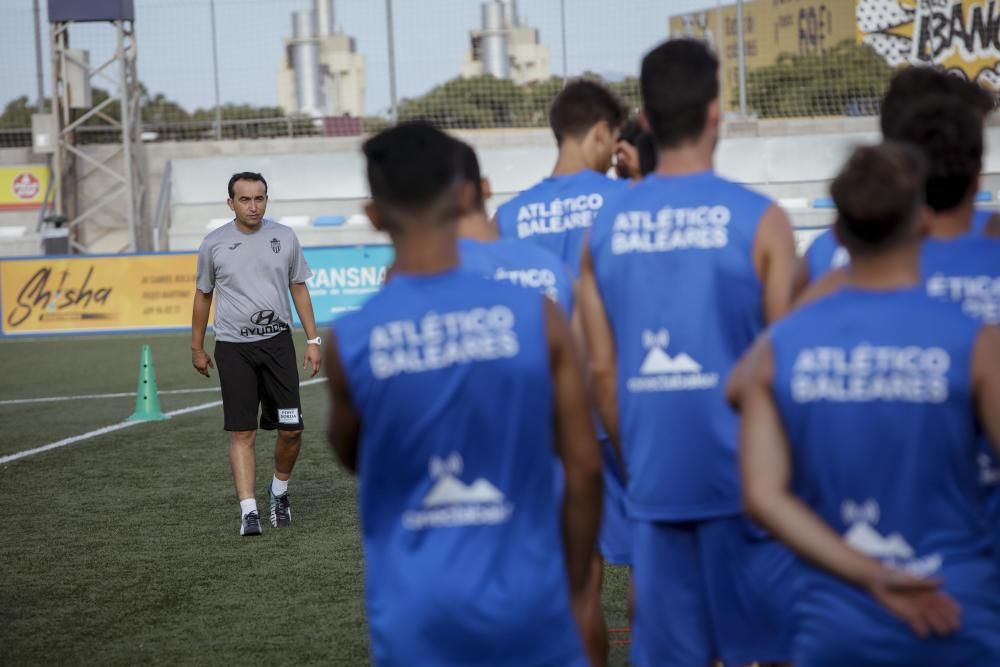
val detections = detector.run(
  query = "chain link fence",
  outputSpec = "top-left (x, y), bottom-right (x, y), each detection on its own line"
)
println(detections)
top-left (0, 0), bottom-right (995, 147)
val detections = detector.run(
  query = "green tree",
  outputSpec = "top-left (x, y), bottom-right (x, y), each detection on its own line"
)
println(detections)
top-left (746, 41), bottom-right (893, 118)
top-left (397, 75), bottom-right (529, 128)
top-left (0, 96), bottom-right (40, 129)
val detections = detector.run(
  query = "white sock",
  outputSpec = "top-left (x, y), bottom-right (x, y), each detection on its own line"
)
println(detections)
top-left (240, 498), bottom-right (257, 517)
top-left (271, 476), bottom-right (288, 497)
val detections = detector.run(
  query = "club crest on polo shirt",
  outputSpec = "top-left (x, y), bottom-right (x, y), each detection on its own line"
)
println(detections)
top-left (402, 453), bottom-right (514, 530)
top-left (270, 237), bottom-right (281, 254)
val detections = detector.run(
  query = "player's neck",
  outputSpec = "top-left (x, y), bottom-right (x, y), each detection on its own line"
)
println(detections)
top-left (552, 141), bottom-right (595, 177)
top-left (234, 217), bottom-right (264, 234)
top-left (456, 210), bottom-right (498, 242)
top-left (390, 226), bottom-right (461, 276)
top-left (929, 198), bottom-right (974, 240)
top-left (655, 138), bottom-right (714, 176)
top-left (845, 242), bottom-right (921, 291)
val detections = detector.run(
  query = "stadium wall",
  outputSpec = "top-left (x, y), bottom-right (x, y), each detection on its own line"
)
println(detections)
top-left (2, 117), bottom-right (1000, 257)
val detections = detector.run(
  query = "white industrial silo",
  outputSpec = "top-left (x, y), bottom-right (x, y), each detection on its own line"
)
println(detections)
top-left (481, 1), bottom-right (510, 79)
top-left (292, 10), bottom-right (325, 117)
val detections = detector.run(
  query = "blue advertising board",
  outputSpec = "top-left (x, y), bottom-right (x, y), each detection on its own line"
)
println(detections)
top-left (296, 245), bottom-right (394, 326)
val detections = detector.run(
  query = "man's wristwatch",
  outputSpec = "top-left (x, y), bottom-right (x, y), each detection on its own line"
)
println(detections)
top-left (306, 336), bottom-right (322, 346)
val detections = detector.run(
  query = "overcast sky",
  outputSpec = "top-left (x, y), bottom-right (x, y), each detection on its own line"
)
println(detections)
top-left (0, 0), bottom-right (721, 116)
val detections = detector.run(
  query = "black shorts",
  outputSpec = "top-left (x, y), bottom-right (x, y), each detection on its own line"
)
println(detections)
top-left (214, 329), bottom-right (304, 431)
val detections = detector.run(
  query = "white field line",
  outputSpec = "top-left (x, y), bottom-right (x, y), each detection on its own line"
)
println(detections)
top-left (0, 386), bottom-right (222, 406)
top-left (0, 377), bottom-right (326, 465)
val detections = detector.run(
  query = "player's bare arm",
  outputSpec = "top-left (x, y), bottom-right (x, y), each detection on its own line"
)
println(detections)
top-left (790, 254), bottom-right (812, 302)
top-left (290, 281), bottom-right (321, 377)
top-left (546, 297), bottom-right (603, 598)
top-left (740, 338), bottom-right (961, 638)
top-left (577, 244), bottom-right (622, 463)
top-left (985, 213), bottom-right (1000, 238)
top-left (324, 330), bottom-right (361, 473)
top-left (191, 288), bottom-right (215, 377)
top-left (753, 204), bottom-right (799, 324)
top-left (725, 331), bottom-right (770, 412)
top-left (973, 325), bottom-right (1000, 450)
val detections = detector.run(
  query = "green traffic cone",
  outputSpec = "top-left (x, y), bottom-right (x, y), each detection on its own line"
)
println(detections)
top-left (128, 344), bottom-right (168, 421)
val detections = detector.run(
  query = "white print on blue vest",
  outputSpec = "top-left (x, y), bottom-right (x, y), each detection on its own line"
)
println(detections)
top-left (926, 273), bottom-right (1000, 324)
top-left (369, 306), bottom-right (520, 380)
top-left (516, 194), bottom-right (604, 238)
top-left (626, 329), bottom-right (719, 393)
top-left (611, 206), bottom-right (730, 254)
top-left (791, 344), bottom-right (950, 403)
top-left (402, 453), bottom-right (514, 531)
top-left (493, 267), bottom-right (559, 303)
top-left (841, 499), bottom-right (942, 577)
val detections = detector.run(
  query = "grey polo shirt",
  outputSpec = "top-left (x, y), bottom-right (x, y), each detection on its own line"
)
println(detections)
top-left (196, 219), bottom-right (312, 343)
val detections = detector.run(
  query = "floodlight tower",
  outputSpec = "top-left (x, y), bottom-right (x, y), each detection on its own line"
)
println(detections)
top-left (39, 0), bottom-right (149, 252)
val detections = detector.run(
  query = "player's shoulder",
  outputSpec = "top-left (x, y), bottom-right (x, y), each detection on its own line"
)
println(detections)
top-left (262, 219), bottom-right (301, 241)
top-left (201, 220), bottom-right (235, 246)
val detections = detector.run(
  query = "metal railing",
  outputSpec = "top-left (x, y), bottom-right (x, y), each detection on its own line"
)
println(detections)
top-left (152, 159), bottom-right (171, 252)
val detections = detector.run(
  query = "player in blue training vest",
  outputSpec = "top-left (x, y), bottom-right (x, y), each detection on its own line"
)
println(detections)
top-left (792, 66), bottom-right (1000, 297)
top-left (580, 39), bottom-right (799, 667)
top-left (458, 136), bottom-right (627, 665)
top-left (323, 122), bottom-right (602, 667)
top-left (494, 81), bottom-right (633, 665)
top-left (791, 94), bottom-right (1000, 564)
top-left (453, 141), bottom-right (574, 315)
top-left (495, 79), bottom-right (628, 276)
top-left (739, 143), bottom-right (1000, 667)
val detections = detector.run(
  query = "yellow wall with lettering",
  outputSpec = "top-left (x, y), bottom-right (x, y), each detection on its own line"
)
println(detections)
top-left (0, 254), bottom-right (206, 335)
top-left (670, 1), bottom-right (857, 111)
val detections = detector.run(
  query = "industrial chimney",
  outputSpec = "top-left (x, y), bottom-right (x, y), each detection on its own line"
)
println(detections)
top-left (481, 1), bottom-right (510, 79)
top-left (315, 0), bottom-right (334, 37)
top-left (291, 10), bottom-right (325, 117)
top-left (500, 0), bottom-right (518, 28)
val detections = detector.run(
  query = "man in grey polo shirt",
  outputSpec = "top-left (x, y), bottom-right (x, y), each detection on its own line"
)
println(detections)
top-left (191, 171), bottom-right (322, 537)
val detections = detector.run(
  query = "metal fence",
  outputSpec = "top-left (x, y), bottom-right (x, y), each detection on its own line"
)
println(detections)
top-left (0, 0), bottom-right (993, 147)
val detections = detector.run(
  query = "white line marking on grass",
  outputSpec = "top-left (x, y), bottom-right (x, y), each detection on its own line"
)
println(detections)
top-left (0, 377), bottom-right (326, 465)
top-left (0, 386), bottom-right (224, 406)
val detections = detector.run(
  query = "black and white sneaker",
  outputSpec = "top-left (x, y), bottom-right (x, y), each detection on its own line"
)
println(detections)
top-left (240, 510), bottom-right (263, 536)
top-left (268, 487), bottom-right (292, 528)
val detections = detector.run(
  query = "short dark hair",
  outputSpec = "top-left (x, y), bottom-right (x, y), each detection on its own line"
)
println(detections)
top-left (618, 117), bottom-right (644, 145)
top-left (892, 95), bottom-right (983, 212)
top-left (228, 172), bottom-right (267, 199)
top-left (635, 133), bottom-right (657, 177)
top-left (455, 140), bottom-right (485, 209)
top-left (641, 39), bottom-right (719, 149)
top-left (362, 121), bottom-right (461, 229)
top-left (549, 79), bottom-right (627, 144)
top-left (618, 117), bottom-right (657, 177)
top-left (881, 67), bottom-right (994, 138)
top-left (832, 143), bottom-right (927, 254)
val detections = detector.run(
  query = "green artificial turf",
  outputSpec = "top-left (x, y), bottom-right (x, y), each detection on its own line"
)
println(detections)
top-left (0, 331), bottom-right (632, 665)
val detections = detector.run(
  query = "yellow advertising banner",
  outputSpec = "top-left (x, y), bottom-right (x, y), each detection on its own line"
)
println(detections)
top-left (670, 1), bottom-right (858, 111)
top-left (0, 253), bottom-right (203, 335)
top-left (0, 165), bottom-right (51, 211)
